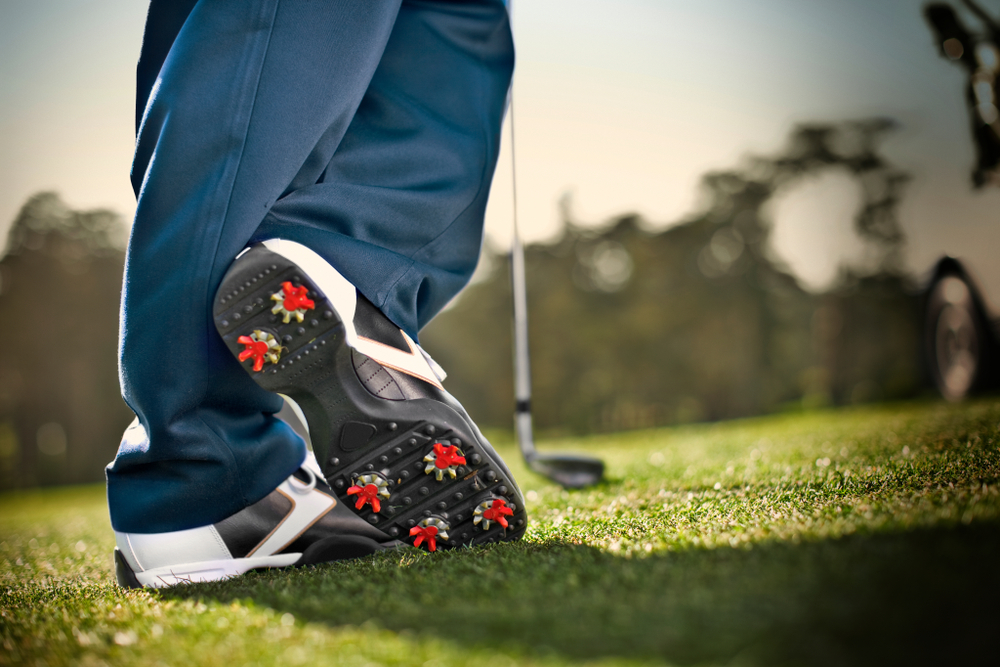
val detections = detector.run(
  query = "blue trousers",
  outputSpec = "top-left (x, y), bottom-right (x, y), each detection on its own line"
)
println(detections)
top-left (107, 0), bottom-right (514, 533)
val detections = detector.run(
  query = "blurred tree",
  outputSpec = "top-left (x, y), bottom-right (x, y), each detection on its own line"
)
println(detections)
top-left (925, 1), bottom-right (1000, 187)
top-left (0, 192), bottom-right (131, 489)
top-left (421, 120), bottom-right (922, 434)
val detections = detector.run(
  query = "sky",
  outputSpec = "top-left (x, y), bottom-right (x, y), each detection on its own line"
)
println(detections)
top-left (1, 0), bottom-right (999, 296)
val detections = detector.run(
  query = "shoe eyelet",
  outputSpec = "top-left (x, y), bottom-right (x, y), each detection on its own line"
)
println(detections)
top-left (289, 467), bottom-right (317, 495)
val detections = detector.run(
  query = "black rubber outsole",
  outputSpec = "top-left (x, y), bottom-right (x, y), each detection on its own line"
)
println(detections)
top-left (213, 244), bottom-right (526, 551)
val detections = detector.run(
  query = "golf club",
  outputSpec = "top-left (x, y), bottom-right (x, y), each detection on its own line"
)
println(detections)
top-left (508, 92), bottom-right (605, 489)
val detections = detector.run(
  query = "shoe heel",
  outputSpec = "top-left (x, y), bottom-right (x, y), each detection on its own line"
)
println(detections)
top-left (214, 244), bottom-right (347, 394)
top-left (214, 243), bottom-right (362, 466)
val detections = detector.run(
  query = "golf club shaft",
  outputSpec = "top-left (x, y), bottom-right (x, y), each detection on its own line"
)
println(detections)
top-left (512, 233), bottom-right (535, 460)
top-left (508, 86), bottom-right (537, 461)
top-left (505, 3), bottom-right (603, 487)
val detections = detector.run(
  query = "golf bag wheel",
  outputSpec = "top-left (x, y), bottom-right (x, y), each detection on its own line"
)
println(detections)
top-left (925, 267), bottom-right (994, 401)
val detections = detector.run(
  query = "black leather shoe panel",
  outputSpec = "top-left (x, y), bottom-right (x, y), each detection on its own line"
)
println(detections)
top-left (214, 489), bottom-right (293, 558)
top-left (114, 548), bottom-right (142, 589)
top-left (383, 363), bottom-right (451, 401)
top-left (353, 351), bottom-right (406, 400)
top-left (352, 348), bottom-right (453, 404)
top-left (354, 294), bottom-right (409, 351)
top-left (279, 485), bottom-right (392, 555)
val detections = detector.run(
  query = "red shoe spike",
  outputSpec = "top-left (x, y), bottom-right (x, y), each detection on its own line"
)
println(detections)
top-left (346, 473), bottom-right (390, 513)
top-left (271, 282), bottom-right (315, 323)
top-left (237, 330), bottom-right (281, 372)
top-left (474, 498), bottom-right (514, 530)
top-left (422, 443), bottom-right (467, 481)
top-left (410, 524), bottom-right (438, 551)
top-left (410, 517), bottom-right (449, 552)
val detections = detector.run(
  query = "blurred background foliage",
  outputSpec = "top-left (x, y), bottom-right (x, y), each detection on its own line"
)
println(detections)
top-left (0, 120), bottom-right (925, 490)
top-left (421, 119), bottom-right (924, 435)
top-left (0, 192), bottom-right (132, 491)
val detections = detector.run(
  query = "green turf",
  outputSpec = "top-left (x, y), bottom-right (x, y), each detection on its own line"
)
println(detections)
top-left (3, 399), bottom-right (1000, 666)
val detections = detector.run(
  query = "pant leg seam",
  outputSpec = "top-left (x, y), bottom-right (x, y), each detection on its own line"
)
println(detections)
top-left (201, 0), bottom-right (283, 401)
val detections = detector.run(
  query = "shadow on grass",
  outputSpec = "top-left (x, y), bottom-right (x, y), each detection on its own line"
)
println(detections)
top-left (162, 522), bottom-right (1000, 666)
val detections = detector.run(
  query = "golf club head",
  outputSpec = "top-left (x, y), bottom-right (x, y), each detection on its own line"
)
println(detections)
top-left (528, 453), bottom-right (605, 488)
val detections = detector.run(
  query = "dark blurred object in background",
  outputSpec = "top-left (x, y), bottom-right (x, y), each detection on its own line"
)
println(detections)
top-left (923, 256), bottom-right (1000, 400)
top-left (0, 192), bottom-right (132, 490)
top-left (925, 1), bottom-right (1000, 187)
top-left (422, 120), bottom-right (923, 435)
top-left (921, 2), bottom-right (1000, 401)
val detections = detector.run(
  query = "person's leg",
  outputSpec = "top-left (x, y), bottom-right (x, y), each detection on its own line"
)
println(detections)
top-left (108, 0), bottom-right (402, 533)
top-left (254, 0), bottom-right (515, 338)
top-left (211, 0), bottom-right (523, 556)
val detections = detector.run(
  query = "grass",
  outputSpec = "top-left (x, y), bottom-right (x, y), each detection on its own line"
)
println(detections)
top-left (3, 398), bottom-right (1000, 666)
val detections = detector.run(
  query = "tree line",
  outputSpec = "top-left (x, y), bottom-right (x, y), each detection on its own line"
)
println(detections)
top-left (0, 119), bottom-right (926, 488)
